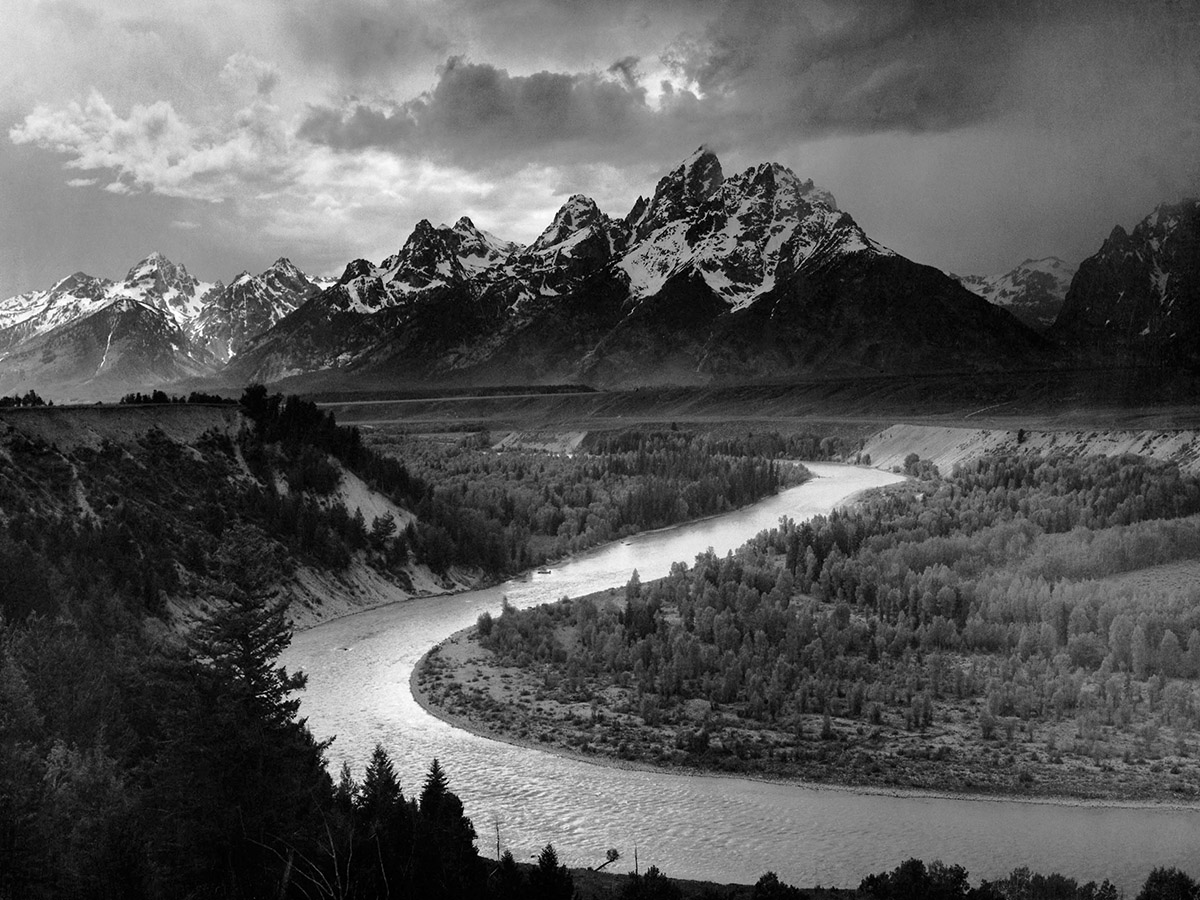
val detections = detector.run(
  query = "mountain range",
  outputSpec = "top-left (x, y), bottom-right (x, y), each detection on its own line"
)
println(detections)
top-left (0, 149), bottom-right (1195, 400)
top-left (0, 255), bottom-right (325, 397)
top-left (222, 147), bottom-right (1050, 390)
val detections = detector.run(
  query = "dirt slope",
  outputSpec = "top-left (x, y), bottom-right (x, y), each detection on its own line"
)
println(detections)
top-left (863, 423), bottom-right (1200, 474)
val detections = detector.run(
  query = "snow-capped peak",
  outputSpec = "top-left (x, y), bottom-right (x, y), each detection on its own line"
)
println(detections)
top-left (124, 250), bottom-right (183, 285)
top-left (618, 153), bottom-right (881, 310)
top-left (628, 146), bottom-right (725, 241)
top-left (529, 195), bottom-right (607, 254)
top-left (113, 251), bottom-right (221, 330)
top-left (267, 257), bottom-right (304, 279)
top-left (450, 217), bottom-right (521, 269)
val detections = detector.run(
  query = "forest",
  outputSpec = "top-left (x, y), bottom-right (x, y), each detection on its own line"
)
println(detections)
top-left (439, 451), bottom-right (1200, 799)
top-left (357, 425), bottom-right (814, 573)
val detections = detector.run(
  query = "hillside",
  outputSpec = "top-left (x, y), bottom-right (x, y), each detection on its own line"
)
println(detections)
top-left (0, 402), bottom-right (472, 631)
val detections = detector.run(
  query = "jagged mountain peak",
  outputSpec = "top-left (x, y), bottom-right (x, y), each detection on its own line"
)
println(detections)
top-left (763, 162), bottom-right (836, 210)
top-left (1016, 256), bottom-right (1070, 270)
top-left (338, 259), bottom-right (377, 285)
top-left (679, 145), bottom-right (723, 193)
top-left (1139, 198), bottom-right (1199, 236)
top-left (125, 251), bottom-right (188, 285)
top-left (720, 161), bottom-right (838, 217)
top-left (447, 216), bottom-right (521, 262)
top-left (529, 195), bottom-right (609, 254)
top-left (398, 219), bottom-right (459, 258)
top-left (268, 257), bottom-right (304, 277)
top-left (1050, 197), bottom-right (1200, 360)
top-left (629, 146), bottom-right (725, 241)
top-left (51, 271), bottom-right (111, 294)
top-left (452, 215), bottom-right (483, 236)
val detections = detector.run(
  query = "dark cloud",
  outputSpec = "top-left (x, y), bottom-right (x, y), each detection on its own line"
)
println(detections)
top-left (663, 0), bottom-right (1027, 134)
top-left (299, 57), bottom-right (670, 165)
top-left (663, 0), bottom-right (1199, 137)
top-left (282, 0), bottom-right (452, 82)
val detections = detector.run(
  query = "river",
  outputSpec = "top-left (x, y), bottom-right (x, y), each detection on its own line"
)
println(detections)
top-left (283, 463), bottom-right (1199, 892)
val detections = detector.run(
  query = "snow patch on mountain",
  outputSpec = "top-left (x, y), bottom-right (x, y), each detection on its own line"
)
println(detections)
top-left (621, 159), bottom-right (884, 309)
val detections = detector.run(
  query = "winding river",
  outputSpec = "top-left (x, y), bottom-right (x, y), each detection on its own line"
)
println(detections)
top-left (283, 464), bottom-right (1199, 892)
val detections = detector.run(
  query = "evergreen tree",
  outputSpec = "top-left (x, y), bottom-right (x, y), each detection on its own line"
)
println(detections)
top-left (493, 850), bottom-right (526, 900)
top-left (420, 756), bottom-right (449, 816)
top-left (412, 758), bottom-right (484, 899)
top-left (146, 591), bottom-right (331, 897)
top-left (358, 743), bottom-right (402, 828)
top-left (529, 843), bottom-right (574, 900)
top-left (353, 744), bottom-right (412, 900)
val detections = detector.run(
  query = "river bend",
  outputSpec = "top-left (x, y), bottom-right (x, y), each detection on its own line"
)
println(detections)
top-left (283, 463), bottom-right (1198, 892)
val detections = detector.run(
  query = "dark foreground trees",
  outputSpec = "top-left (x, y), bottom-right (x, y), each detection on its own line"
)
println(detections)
top-left (0, 557), bottom-right (490, 899)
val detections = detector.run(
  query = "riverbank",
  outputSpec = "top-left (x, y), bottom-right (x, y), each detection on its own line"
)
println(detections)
top-left (289, 461), bottom-right (821, 632)
top-left (412, 603), bottom-right (1200, 811)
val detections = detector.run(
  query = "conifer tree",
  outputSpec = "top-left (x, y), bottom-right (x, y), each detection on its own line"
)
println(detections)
top-left (530, 843), bottom-right (574, 900)
top-left (147, 590), bottom-right (331, 897)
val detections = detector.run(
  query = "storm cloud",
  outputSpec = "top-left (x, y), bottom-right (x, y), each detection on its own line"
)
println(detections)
top-left (298, 57), bottom-right (680, 165)
top-left (664, 0), bottom-right (1199, 137)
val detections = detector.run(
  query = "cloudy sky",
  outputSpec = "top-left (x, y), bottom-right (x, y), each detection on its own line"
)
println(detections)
top-left (1, 0), bottom-right (1197, 297)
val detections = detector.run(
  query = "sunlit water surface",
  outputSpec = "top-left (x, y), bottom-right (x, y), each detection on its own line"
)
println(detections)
top-left (284, 464), bottom-right (1199, 891)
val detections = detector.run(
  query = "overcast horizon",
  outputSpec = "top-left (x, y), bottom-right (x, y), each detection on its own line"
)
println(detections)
top-left (1, 0), bottom-right (1198, 297)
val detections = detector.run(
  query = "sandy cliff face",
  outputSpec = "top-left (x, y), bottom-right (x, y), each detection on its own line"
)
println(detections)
top-left (862, 422), bottom-right (1200, 475)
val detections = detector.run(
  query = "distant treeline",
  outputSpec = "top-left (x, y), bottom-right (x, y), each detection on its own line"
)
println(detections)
top-left (119, 390), bottom-right (238, 405)
top-left (585, 428), bottom-right (863, 463)
top-left (0, 389), bottom-right (49, 407)
top-left (855, 856), bottom-right (1199, 900)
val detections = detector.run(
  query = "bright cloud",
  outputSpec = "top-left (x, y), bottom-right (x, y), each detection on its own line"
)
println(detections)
top-left (10, 90), bottom-right (295, 202)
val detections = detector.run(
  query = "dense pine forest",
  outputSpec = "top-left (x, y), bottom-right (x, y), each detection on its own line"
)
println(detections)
top-left (439, 451), bottom-right (1200, 800)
